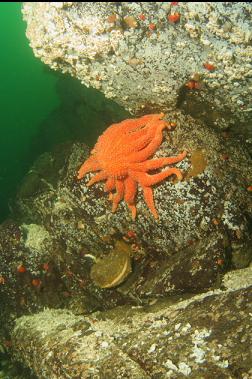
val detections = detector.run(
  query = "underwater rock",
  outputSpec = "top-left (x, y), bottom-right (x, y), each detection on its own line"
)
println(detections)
top-left (22, 2), bottom-right (252, 137)
top-left (0, 110), bottom-right (251, 327)
top-left (11, 269), bottom-right (252, 379)
top-left (0, 110), bottom-right (252, 377)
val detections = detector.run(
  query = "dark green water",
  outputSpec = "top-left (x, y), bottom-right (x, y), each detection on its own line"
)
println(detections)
top-left (0, 3), bottom-right (59, 221)
top-left (0, 3), bottom-right (128, 225)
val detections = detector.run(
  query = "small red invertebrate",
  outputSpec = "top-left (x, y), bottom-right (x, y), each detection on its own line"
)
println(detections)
top-left (131, 243), bottom-right (140, 252)
top-left (31, 278), bottom-right (41, 287)
top-left (107, 14), bottom-right (117, 24)
top-left (139, 14), bottom-right (146, 21)
top-left (17, 264), bottom-right (26, 273)
top-left (216, 258), bottom-right (224, 266)
top-left (149, 23), bottom-right (156, 31)
top-left (221, 154), bottom-right (229, 161)
top-left (127, 230), bottom-right (137, 239)
top-left (42, 263), bottom-right (50, 271)
top-left (203, 63), bottom-right (216, 71)
top-left (247, 185), bottom-right (252, 192)
top-left (3, 340), bottom-right (12, 348)
top-left (185, 80), bottom-right (201, 90)
top-left (171, 2), bottom-right (179, 5)
top-left (187, 239), bottom-right (195, 246)
top-left (168, 13), bottom-right (180, 23)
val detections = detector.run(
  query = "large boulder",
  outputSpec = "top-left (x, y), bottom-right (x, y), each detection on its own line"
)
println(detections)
top-left (22, 2), bottom-right (252, 136)
top-left (0, 109), bottom-right (251, 377)
top-left (1, 111), bottom-right (251, 333)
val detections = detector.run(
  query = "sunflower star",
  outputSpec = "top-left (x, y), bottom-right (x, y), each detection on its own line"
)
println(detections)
top-left (77, 113), bottom-right (186, 220)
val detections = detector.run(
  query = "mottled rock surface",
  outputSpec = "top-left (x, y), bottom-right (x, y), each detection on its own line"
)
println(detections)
top-left (22, 2), bottom-right (252, 137)
top-left (15, 111), bottom-right (252, 290)
top-left (11, 269), bottom-right (252, 379)
top-left (0, 109), bottom-right (252, 377)
top-left (0, 111), bottom-right (251, 335)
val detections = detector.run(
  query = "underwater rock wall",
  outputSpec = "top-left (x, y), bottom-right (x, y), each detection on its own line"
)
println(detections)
top-left (22, 2), bottom-right (252, 134)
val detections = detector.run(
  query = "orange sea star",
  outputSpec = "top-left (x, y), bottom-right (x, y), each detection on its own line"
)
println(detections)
top-left (77, 113), bottom-right (186, 220)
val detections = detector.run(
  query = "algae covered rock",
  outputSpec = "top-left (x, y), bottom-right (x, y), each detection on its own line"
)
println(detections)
top-left (0, 110), bottom-right (251, 378)
top-left (11, 268), bottom-right (252, 379)
top-left (0, 111), bottom-right (251, 325)
top-left (22, 2), bottom-right (252, 136)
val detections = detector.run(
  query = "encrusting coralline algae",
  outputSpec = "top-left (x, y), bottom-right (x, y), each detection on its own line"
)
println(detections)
top-left (22, 2), bottom-right (252, 137)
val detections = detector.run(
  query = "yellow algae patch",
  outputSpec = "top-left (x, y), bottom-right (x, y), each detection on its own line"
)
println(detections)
top-left (186, 149), bottom-right (207, 179)
top-left (124, 16), bottom-right (138, 29)
top-left (90, 240), bottom-right (132, 289)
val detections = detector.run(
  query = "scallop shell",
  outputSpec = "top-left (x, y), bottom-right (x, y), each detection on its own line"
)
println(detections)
top-left (90, 240), bottom-right (132, 289)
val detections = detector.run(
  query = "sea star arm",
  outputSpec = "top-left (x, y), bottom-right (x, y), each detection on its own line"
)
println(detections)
top-left (129, 167), bottom-right (183, 187)
top-left (131, 151), bottom-right (187, 171)
top-left (105, 115), bottom-right (157, 157)
top-left (124, 177), bottom-right (138, 220)
top-left (114, 127), bottom-right (150, 155)
top-left (112, 179), bottom-right (124, 212)
top-left (142, 186), bottom-right (158, 219)
top-left (98, 115), bottom-right (155, 147)
top-left (77, 156), bottom-right (101, 179)
top-left (127, 119), bottom-right (169, 163)
top-left (102, 114), bottom-right (165, 158)
top-left (128, 204), bottom-right (137, 221)
top-left (104, 177), bottom-right (116, 192)
top-left (127, 114), bottom-right (173, 154)
top-left (87, 171), bottom-right (108, 186)
top-left (118, 114), bottom-right (158, 134)
top-left (124, 177), bottom-right (137, 204)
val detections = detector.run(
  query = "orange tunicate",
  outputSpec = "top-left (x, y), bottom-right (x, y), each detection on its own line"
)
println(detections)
top-left (203, 63), bottom-right (216, 71)
top-left (127, 230), bottom-right (136, 239)
top-left (149, 23), bottom-right (156, 31)
top-left (185, 80), bottom-right (201, 90)
top-left (185, 81), bottom-right (195, 90)
top-left (107, 14), bottom-right (117, 24)
top-left (168, 13), bottom-right (180, 23)
top-left (31, 278), bottom-right (41, 287)
top-left (42, 263), bottom-right (49, 271)
top-left (17, 264), bottom-right (26, 273)
top-left (221, 154), bottom-right (229, 161)
top-left (247, 186), bottom-right (252, 192)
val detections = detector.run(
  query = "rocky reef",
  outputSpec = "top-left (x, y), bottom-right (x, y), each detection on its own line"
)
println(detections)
top-left (0, 2), bottom-right (252, 378)
top-left (0, 109), bottom-right (252, 378)
top-left (11, 278), bottom-right (252, 379)
top-left (22, 2), bottom-right (252, 139)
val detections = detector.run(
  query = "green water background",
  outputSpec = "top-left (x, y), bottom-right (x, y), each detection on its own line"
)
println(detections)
top-left (0, 3), bottom-right (128, 224)
top-left (0, 3), bottom-right (59, 221)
